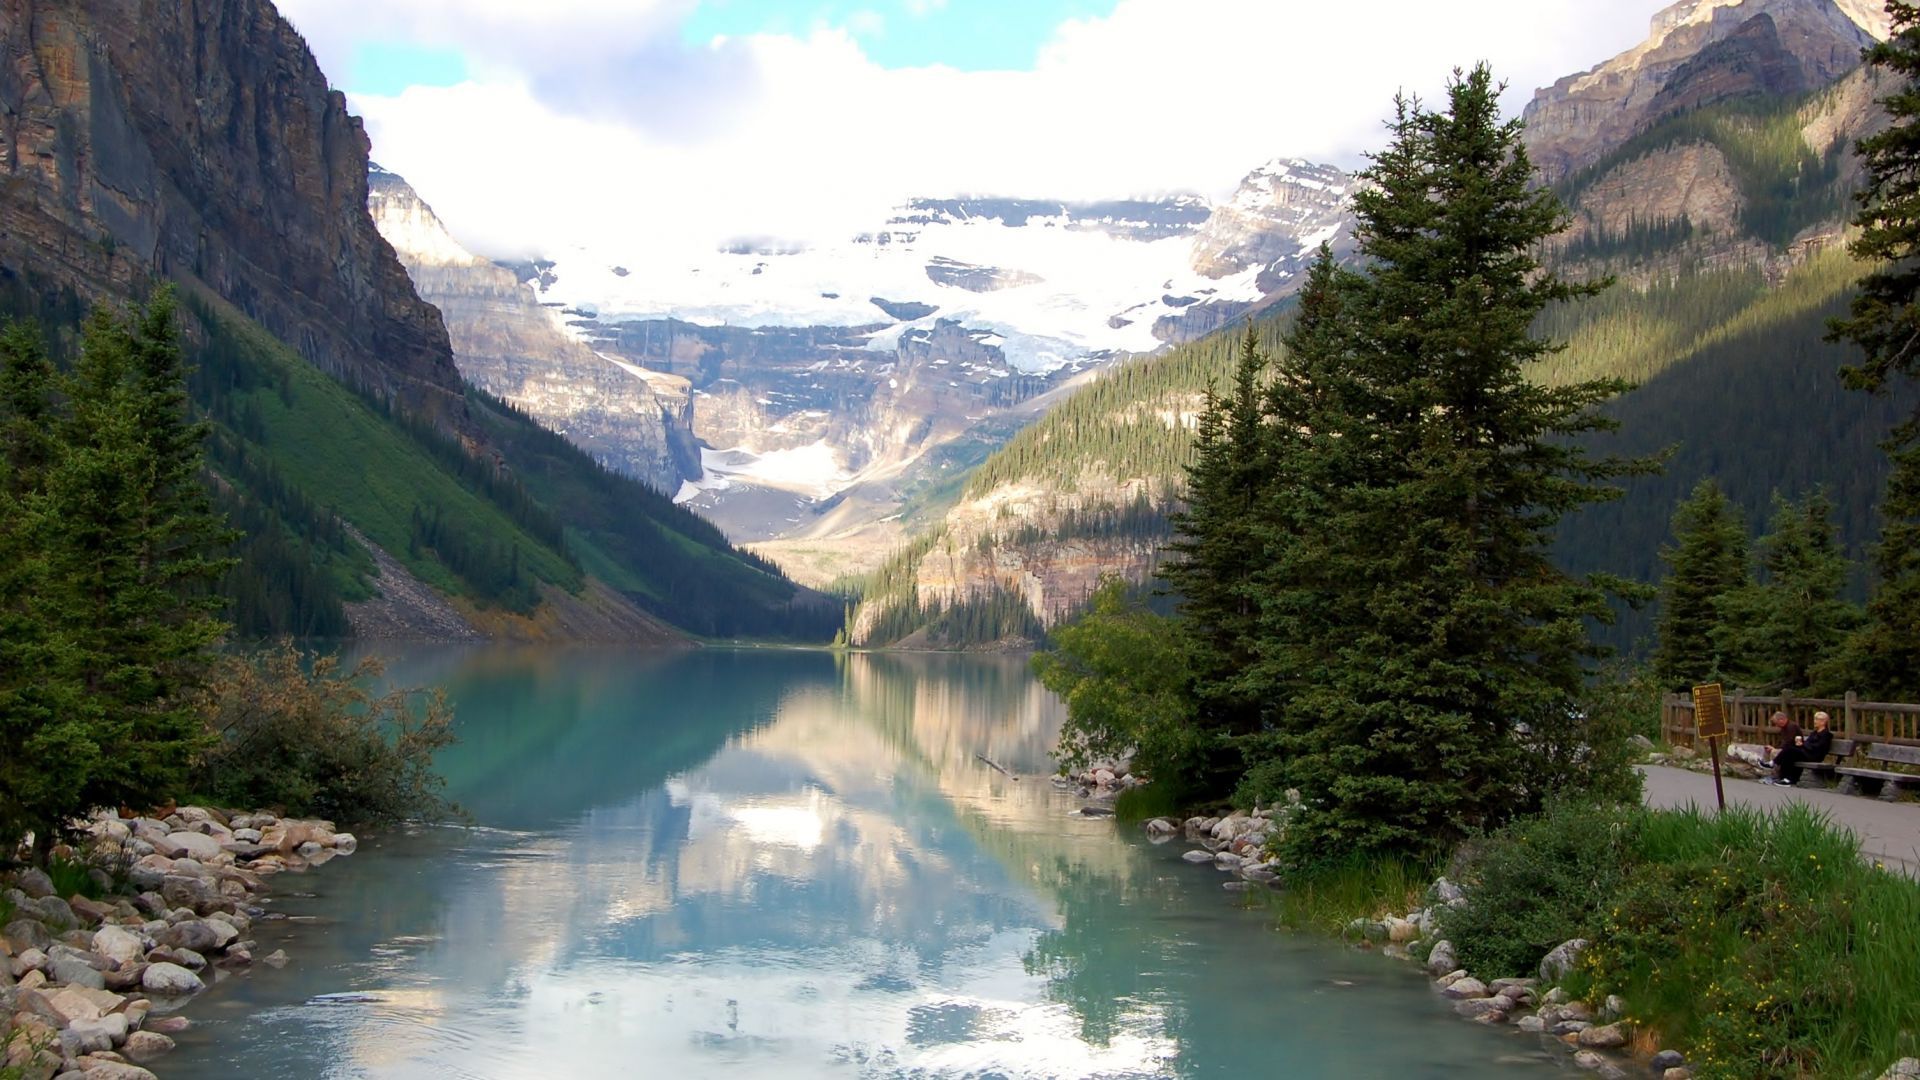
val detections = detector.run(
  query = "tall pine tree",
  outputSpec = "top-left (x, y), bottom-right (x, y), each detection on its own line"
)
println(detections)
top-left (1651, 479), bottom-right (1752, 692)
top-left (1829, 1), bottom-right (1920, 701)
top-left (1716, 491), bottom-right (1859, 693)
top-left (1269, 67), bottom-right (1650, 863)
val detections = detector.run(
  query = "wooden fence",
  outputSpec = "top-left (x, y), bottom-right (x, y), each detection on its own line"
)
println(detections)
top-left (1662, 692), bottom-right (1920, 749)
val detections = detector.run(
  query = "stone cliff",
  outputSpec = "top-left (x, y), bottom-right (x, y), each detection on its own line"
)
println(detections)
top-left (1522, 0), bottom-right (1885, 182)
top-left (368, 166), bottom-right (689, 491)
top-left (0, 0), bottom-right (468, 422)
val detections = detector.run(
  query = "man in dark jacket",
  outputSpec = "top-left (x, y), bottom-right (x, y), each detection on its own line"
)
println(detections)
top-left (1765, 711), bottom-right (1830, 786)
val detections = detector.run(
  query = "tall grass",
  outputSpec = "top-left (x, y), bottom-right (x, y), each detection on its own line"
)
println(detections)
top-left (1264, 855), bottom-right (1435, 936)
top-left (1444, 802), bottom-right (1920, 1079)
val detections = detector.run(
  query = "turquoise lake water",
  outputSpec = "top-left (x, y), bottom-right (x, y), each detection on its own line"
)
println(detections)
top-left (160, 647), bottom-right (1567, 1078)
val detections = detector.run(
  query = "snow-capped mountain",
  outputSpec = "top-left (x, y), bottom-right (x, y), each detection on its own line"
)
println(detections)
top-left (381, 156), bottom-right (1357, 568)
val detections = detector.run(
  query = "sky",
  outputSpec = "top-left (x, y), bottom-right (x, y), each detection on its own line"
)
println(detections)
top-left (279, 0), bottom-right (1669, 260)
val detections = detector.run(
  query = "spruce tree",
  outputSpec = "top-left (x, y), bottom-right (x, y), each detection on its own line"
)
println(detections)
top-left (1651, 479), bottom-right (1751, 691)
top-left (1270, 67), bottom-right (1649, 863)
top-left (1160, 324), bottom-right (1268, 795)
top-left (1716, 491), bottom-right (1859, 693)
top-left (1828, 1), bottom-right (1920, 701)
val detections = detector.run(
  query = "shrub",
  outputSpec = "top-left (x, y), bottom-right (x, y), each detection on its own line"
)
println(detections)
top-left (1438, 799), bottom-right (1641, 978)
top-left (193, 643), bottom-right (457, 826)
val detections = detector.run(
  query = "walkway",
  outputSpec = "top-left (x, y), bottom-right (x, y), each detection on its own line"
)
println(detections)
top-left (1640, 764), bottom-right (1920, 876)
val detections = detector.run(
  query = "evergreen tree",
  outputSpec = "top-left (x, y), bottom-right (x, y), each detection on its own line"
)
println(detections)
top-left (1828, 1), bottom-right (1920, 701)
top-left (1716, 491), bottom-right (1860, 693)
top-left (1651, 479), bottom-right (1751, 691)
top-left (1266, 68), bottom-right (1650, 863)
top-left (30, 290), bottom-right (232, 845)
top-left (1160, 324), bottom-right (1268, 793)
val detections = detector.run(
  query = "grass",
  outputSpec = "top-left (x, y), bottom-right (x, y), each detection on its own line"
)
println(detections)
top-left (1263, 854), bottom-right (1434, 936)
top-left (1444, 801), bottom-right (1920, 1079)
top-left (1113, 784), bottom-right (1178, 823)
top-left (45, 853), bottom-right (111, 902)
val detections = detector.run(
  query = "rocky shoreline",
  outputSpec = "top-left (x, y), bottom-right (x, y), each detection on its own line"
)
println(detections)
top-left (2, 808), bottom-right (357, 1079)
top-left (1140, 810), bottom-right (1920, 1080)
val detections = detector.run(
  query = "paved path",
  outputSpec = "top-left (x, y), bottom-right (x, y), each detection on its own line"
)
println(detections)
top-left (1640, 764), bottom-right (1920, 876)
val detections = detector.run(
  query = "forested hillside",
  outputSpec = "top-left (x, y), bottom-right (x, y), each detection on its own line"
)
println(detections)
top-left (847, 44), bottom-right (1905, 651)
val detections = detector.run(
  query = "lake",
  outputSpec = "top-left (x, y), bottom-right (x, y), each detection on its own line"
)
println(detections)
top-left (162, 647), bottom-right (1564, 1078)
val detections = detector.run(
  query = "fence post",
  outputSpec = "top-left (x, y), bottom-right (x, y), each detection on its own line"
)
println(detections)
top-left (1845, 690), bottom-right (1857, 737)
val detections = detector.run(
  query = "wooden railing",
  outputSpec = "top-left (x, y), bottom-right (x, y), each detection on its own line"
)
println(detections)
top-left (1662, 692), bottom-right (1920, 749)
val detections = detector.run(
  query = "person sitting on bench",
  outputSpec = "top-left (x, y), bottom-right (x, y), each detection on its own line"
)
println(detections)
top-left (1764, 711), bottom-right (1826, 786)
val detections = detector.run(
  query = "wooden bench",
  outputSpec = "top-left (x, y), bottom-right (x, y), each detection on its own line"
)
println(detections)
top-left (1793, 738), bottom-right (1857, 788)
top-left (1836, 743), bottom-right (1920, 800)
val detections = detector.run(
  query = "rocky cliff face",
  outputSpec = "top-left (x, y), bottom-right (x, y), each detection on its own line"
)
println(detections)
top-left (0, 0), bottom-right (466, 421)
top-left (367, 166), bottom-right (689, 491)
top-left (1522, 0), bottom-right (1886, 182)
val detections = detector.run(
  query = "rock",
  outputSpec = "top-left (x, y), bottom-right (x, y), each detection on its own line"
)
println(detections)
top-left (1542, 987), bottom-right (1569, 1006)
top-left (1384, 917), bottom-right (1418, 943)
top-left (261, 950), bottom-right (288, 968)
top-left (17, 967), bottom-right (47, 990)
top-left (45, 947), bottom-right (106, 990)
top-left (157, 877), bottom-right (218, 914)
top-left (1180, 850), bottom-right (1214, 864)
top-left (1572, 1049), bottom-right (1625, 1075)
top-left (1453, 997), bottom-right (1507, 1019)
top-left (1663, 1070), bottom-right (1692, 1080)
top-left (1629, 734), bottom-right (1655, 751)
top-left (1144, 818), bottom-right (1176, 838)
top-left (1516, 1015), bottom-right (1547, 1033)
top-left (102, 963), bottom-right (148, 993)
top-left (73, 1063), bottom-right (157, 1080)
top-left (1600, 993), bottom-right (1626, 1021)
top-left (1651, 1050), bottom-right (1687, 1071)
top-left (1435, 969), bottom-right (1469, 988)
top-left (41, 986), bottom-right (123, 1024)
top-left (142, 1016), bottom-right (190, 1035)
top-left (89, 928), bottom-right (144, 969)
top-left (15, 947), bottom-right (49, 973)
top-left (120, 1031), bottom-right (174, 1063)
top-left (158, 920), bottom-right (232, 955)
top-left (138, 963), bottom-right (202, 996)
top-left (1880, 1061), bottom-right (1920, 1080)
top-left (1214, 851), bottom-right (1244, 869)
top-left (1539, 938), bottom-right (1590, 982)
top-left (15, 897), bottom-right (74, 931)
top-left (64, 1012), bottom-right (127, 1053)
top-left (1441, 977), bottom-right (1489, 1000)
top-left (1424, 940), bottom-right (1457, 975)
top-left (145, 947), bottom-right (204, 971)
top-left (12, 869), bottom-right (55, 900)
top-left (1578, 1022), bottom-right (1629, 1049)
top-left (1431, 877), bottom-right (1467, 904)
top-left (150, 833), bottom-right (221, 862)
top-left (1552, 1020), bottom-right (1593, 1037)
top-left (229, 828), bottom-right (263, 844)
top-left (66, 897), bottom-right (113, 928)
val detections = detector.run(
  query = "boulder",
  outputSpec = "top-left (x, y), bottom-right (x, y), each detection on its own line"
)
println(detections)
top-left (89, 928), bottom-right (144, 968)
top-left (158, 920), bottom-right (231, 954)
top-left (72, 1063), bottom-right (156, 1080)
top-left (66, 897), bottom-right (114, 928)
top-left (1578, 1022), bottom-right (1629, 1049)
top-left (41, 986), bottom-right (122, 1024)
top-left (12, 869), bottom-right (55, 900)
top-left (142, 1016), bottom-right (190, 1035)
top-left (102, 963), bottom-right (148, 993)
top-left (15, 947), bottom-right (49, 973)
top-left (1384, 917), bottom-right (1418, 943)
top-left (1441, 977), bottom-right (1488, 1000)
top-left (157, 876), bottom-right (218, 913)
top-left (1180, 850), bottom-right (1214, 864)
top-left (1880, 1061), bottom-right (1920, 1080)
top-left (150, 833), bottom-right (221, 862)
top-left (1600, 993), bottom-right (1626, 1021)
top-left (1651, 1050), bottom-right (1687, 1072)
top-left (120, 1031), bottom-right (174, 1063)
top-left (1539, 938), bottom-right (1590, 982)
top-left (1425, 940), bottom-right (1457, 975)
top-left (331, 832), bottom-right (358, 854)
top-left (1431, 877), bottom-right (1467, 905)
top-left (1516, 1014), bottom-right (1547, 1033)
top-left (261, 950), bottom-right (289, 968)
top-left (64, 1011), bottom-right (127, 1052)
top-left (138, 963), bottom-right (202, 996)
top-left (1453, 997), bottom-right (1506, 1020)
top-left (45, 946), bottom-right (106, 990)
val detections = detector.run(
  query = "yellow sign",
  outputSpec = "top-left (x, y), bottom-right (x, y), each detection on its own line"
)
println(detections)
top-left (1693, 682), bottom-right (1727, 740)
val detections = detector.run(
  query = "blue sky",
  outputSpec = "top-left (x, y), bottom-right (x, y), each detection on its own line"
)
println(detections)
top-left (680, 0), bottom-right (1120, 72)
top-left (348, 41), bottom-right (470, 96)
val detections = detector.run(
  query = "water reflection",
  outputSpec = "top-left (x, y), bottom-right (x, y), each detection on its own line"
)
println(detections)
top-left (166, 648), bottom-right (1558, 1079)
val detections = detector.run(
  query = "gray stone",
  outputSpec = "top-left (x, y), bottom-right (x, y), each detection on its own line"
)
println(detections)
top-left (1879, 1061), bottom-right (1920, 1080)
top-left (45, 947), bottom-right (106, 990)
top-left (1539, 938), bottom-right (1590, 982)
top-left (12, 869), bottom-right (55, 900)
top-left (157, 877), bottom-right (217, 913)
top-left (1180, 850), bottom-right (1213, 864)
top-left (1453, 997), bottom-right (1506, 1019)
top-left (1663, 1070), bottom-right (1693, 1080)
top-left (89, 927), bottom-right (143, 968)
top-left (1515, 1015), bottom-right (1547, 1033)
top-left (150, 832), bottom-right (221, 862)
top-left (1440, 977), bottom-right (1488, 1000)
top-left (64, 1012), bottom-right (126, 1052)
top-left (1432, 877), bottom-right (1467, 904)
top-left (1552, 1020), bottom-right (1593, 1036)
top-left (157, 921), bottom-right (228, 955)
top-left (124, 864), bottom-right (166, 892)
top-left (1425, 940), bottom-right (1457, 975)
top-left (1600, 993), bottom-right (1626, 1021)
top-left (1651, 1050), bottom-right (1686, 1071)
top-left (121, 1031), bottom-right (174, 1063)
top-left (72, 1063), bottom-right (157, 1080)
top-left (139, 963), bottom-right (202, 996)
top-left (1578, 1023), bottom-right (1628, 1049)
top-left (261, 949), bottom-right (288, 968)
top-left (1629, 734), bottom-right (1656, 751)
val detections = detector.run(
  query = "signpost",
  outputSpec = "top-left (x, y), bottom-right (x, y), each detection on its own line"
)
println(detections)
top-left (1693, 682), bottom-right (1727, 812)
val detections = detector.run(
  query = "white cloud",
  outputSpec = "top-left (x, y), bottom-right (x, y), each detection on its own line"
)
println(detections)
top-left (282, 0), bottom-right (1667, 260)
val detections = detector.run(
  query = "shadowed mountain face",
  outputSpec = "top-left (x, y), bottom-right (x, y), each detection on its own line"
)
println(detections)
top-left (0, 0), bottom-right (468, 425)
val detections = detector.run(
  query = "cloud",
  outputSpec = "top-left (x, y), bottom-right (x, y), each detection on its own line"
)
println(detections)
top-left (285, 0), bottom-right (1667, 260)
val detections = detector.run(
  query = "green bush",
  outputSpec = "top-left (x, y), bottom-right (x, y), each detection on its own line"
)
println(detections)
top-left (193, 643), bottom-right (457, 826)
top-left (1438, 800), bottom-right (1640, 978)
top-left (1442, 801), bottom-right (1920, 1078)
